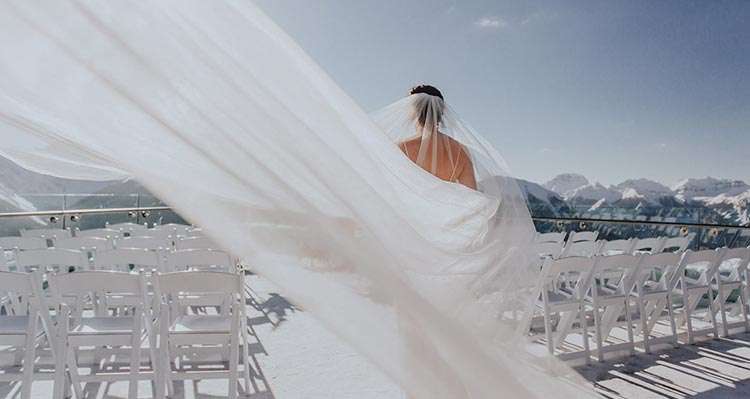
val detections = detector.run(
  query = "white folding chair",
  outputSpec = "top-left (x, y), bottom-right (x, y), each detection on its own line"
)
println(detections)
top-left (14, 248), bottom-right (90, 274)
top-left (153, 271), bottom-right (250, 399)
top-left (116, 236), bottom-right (172, 251)
top-left (0, 237), bottom-right (48, 251)
top-left (175, 236), bottom-right (220, 251)
top-left (167, 250), bottom-right (235, 273)
top-left (537, 256), bottom-right (596, 363)
top-left (711, 247), bottom-right (750, 336)
top-left (587, 254), bottom-right (641, 361)
top-left (662, 233), bottom-right (695, 253)
top-left (152, 223), bottom-right (192, 236)
top-left (631, 252), bottom-right (686, 352)
top-left (185, 228), bottom-right (204, 238)
top-left (537, 241), bottom-right (564, 261)
top-left (74, 228), bottom-right (122, 240)
top-left (53, 236), bottom-right (114, 252)
top-left (673, 249), bottom-right (722, 343)
top-left (105, 222), bottom-right (148, 237)
top-left (597, 239), bottom-right (635, 256)
top-left (568, 230), bottom-right (599, 243)
top-left (20, 228), bottom-right (72, 240)
top-left (48, 271), bottom-right (152, 399)
top-left (93, 248), bottom-right (165, 273)
top-left (631, 237), bottom-right (667, 254)
top-left (535, 231), bottom-right (567, 244)
top-left (0, 270), bottom-right (47, 399)
top-left (561, 240), bottom-right (603, 258)
top-left (131, 228), bottom-right (183, 242)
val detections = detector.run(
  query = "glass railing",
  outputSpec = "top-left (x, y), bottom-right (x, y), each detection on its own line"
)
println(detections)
top-left (530, 204), bottom-right (750, 250)
top-left (1, 194), bottom-right (748, 250)
top-left (0, 194), bottom-right (188, 236)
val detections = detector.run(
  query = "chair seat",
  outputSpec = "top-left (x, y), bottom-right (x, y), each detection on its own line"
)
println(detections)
top-left (70, 316), bottom-right (137, 335)
top-left (0, 316), bottom-right (30, 334)
top-left (170, 315), bottom-right (232, 334)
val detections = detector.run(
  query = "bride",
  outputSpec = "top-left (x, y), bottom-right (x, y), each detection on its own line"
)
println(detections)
top-left (393, 85), bottom-right (476, 190)
top-left (0, 2), bottom-right (593, 398)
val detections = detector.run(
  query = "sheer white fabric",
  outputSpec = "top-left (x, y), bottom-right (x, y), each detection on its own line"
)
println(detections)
top-left (0, 1), bottom-right (593, 397)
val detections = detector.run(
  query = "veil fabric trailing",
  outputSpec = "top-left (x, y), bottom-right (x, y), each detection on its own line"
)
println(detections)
top-left (0, 1), bottom-right (593, 397)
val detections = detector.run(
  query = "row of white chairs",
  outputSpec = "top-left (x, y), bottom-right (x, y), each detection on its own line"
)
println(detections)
top-left (0, 269), bottom-right (250, 399)
top-left (1, 247), bottom-right (237, 275)
top-left (537, 247), bottom-right (750, 363)
top-left (536, 233), bottom-right (694, 260)
top-left (2, 230), bottom-right (218, 255)
top-left (19, 223), bottom-right (199, 240)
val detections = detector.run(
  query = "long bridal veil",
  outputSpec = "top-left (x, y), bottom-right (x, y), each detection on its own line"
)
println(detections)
top-left (0, 1), bottom-right (593, 398)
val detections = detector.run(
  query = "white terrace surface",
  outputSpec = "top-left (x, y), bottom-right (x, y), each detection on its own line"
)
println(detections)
top-left (1, 272), bottom-right (749, 398)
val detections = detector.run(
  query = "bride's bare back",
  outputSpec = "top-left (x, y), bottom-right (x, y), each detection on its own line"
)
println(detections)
top-left (399, 132), bottom-right (477, 190)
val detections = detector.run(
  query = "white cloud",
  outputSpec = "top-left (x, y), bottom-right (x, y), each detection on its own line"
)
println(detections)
top-left (474, 16), bottom-right (509, 29)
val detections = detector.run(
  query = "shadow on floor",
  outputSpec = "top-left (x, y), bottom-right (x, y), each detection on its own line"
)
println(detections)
top-left (574, 332), bottom-right (750, 398)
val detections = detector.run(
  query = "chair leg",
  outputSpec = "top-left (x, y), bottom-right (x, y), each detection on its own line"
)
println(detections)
top-left (53, 330), bottom-right (67, 399)
top-left (21, 319), bottom-right (37, 399)
top-left (66, 346), bottom-right (84, 399)
top-left (666, 294), bottom-right (678, 348)
top-left (128, 327), bottom-right (142, 399)
top-left (707, 288), bottom-right (719, 339)
top-left (228, 307), bottom-right (240, 399)
top-left (740, 284), bottom-right (750, 333)
top-left (638, 296), bottom-right (650, 353)
top-left (593, 304), bottom-right (604, 362)
top-left (716, 288), bottom-right (729, 337)
top-left (542, 302), bottom-right (554, 355)
top-left (685, 292), bottom-right (695, 344)
top-left (624, 299), bottom-right (635, 356)
top-left (580, 303), bottom-right (591, 365)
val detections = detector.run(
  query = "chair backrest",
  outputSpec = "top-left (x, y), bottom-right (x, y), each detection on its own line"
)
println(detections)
top-left (175, 236), bottom-right (220, 251)
top-left (597, 238), bottom-right (635, 256)
top-left (186, 228), bottom-right (204, 237)
top-left (681, 249), bottom-right (722, 285)
top-left (167, 250), bottom-right (235, 272)
top-left (661, 233), bottom-right (695, 253)
top-left (116, 236), bottom-right (171, 251)
top-left (131, 228), bottom-right (182, 240)
top-left (0, 271), bottom-right (35, 296)
top-left (53, 236), bottom-right (114, 251)
top-left (715, 247), bottom-right (750, 284)
top-left (105, 222), bottom-right (148, 237)
top-left (568, 230), bottom-right (599, 243)
top-left (20, 228), bottom-right (72, 240)
top-left (14, 248), bottom-right (89, 273)
top-left (631, 237), bottom-right (666, 254)
top-left (0, 236), bottom-right (48, 251)
top-left (74, 228), bottom-right (122, 240)
top-left (0, 270), bottom-right (44, 317)
top-left (93, 248), bottom-right (165, 272)
top-left (539, 256), bottom-right (597, 299)
top-left (561, 240), bottom-right (603, 258)
top-left (635, 252), bottom-right (685, 292)
top-left (154, 271), bottom-right (243, 295)
top-left (537, 241), bottom-right (564, 260)
top-left (48, 271), bottom-right (145, 323)
top-left (152, 223), bottom-right (192, 235)
top-left (592, 254), bottom-right (642, 296)
top-left (535, 231), bottom-right (566, 244)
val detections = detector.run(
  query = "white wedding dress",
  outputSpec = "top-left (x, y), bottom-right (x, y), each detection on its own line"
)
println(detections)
top-left (0, 1), bottom-right (594, 398)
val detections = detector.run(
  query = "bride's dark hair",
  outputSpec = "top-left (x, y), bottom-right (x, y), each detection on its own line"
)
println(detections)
top-left (410, 84), bottom-right (443, 100)
top-left (410, 84), bottom-right (444, 127)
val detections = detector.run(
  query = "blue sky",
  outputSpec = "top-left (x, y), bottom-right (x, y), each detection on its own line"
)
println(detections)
top-left (256, 0), bottom-right (750, 186)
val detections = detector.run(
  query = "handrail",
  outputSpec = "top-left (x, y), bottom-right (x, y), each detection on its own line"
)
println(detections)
top-left (0, 206), bottom-right (172, 218)
top-left (531, 215), bottom-right (750, 231)
top-left (0, 205), bottom-right (747, 231)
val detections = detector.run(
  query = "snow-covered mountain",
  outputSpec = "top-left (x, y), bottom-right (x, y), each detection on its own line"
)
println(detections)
top-left (542, 173), bottom-right (589, 198)
top-left (614, 179), bottom-right (675, 205)
top-left (671, 177), bottom-right (750, 203)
